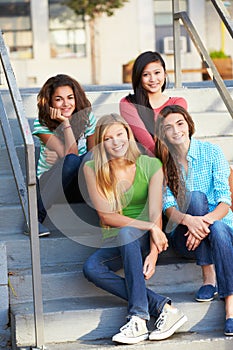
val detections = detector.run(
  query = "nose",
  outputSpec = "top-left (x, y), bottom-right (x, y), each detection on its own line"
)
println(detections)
top-left (62, 99), bottom-right (69, 106)
top-left (112, 136), bottom-right (119, 145)
top-left (172, 125), bottom-right (179, 134)
top-left (149, 74), bottom-right (155, 82)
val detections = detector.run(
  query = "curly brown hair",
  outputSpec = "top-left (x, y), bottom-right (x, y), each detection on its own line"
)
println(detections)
top-left (155, 105), bottom-right (195, 206)
top-left (37, 74), bottom-right (91, 141)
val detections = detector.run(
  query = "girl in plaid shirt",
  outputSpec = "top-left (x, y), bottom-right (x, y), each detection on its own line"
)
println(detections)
top-left (155, 104), bottom-right (233, 336)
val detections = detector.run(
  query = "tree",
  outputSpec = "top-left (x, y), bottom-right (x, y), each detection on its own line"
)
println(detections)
top-left (63, 0), bottom-right (129, 84)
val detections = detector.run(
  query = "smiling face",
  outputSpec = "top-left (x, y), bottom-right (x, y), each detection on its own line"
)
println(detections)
top-left (103, 123), bottom-right (129, 159)
top-left (141, 61), bottom-right (166, 94)
top-left (51, 85), bottom-right (76, 118)
top-left (163, 112), bottom-right (190, 147)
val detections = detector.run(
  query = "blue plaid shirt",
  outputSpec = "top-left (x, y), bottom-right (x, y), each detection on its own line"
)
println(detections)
top-left (163, 138), bottom-right (233, 229)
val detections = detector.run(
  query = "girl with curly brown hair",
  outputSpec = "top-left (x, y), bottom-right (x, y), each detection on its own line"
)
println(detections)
top-left (26, 74), bottom-right (96, 236)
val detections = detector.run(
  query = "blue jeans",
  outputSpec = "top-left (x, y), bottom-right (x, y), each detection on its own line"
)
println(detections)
top-left (83, 227), bottom-right (170, 320)
top-left (169, 191), bottom-right (233, 298)
top-left (37, 153), bottom-right (86, 222)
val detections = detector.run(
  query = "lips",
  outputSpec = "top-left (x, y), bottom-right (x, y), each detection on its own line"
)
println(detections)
top-left (112, 144), bottom-right (124, 151)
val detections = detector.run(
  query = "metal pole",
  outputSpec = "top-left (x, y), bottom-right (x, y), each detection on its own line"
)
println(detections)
top-left (172, 0), bottom-right (182, 88)
top-left (0, 30), bottom-right (45, 348)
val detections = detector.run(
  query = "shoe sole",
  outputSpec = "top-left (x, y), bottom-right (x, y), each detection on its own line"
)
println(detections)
top-left (224, 332), bottom-right (233, 336)
top-left (149, 315), bottom-right (187, 341)
top-left (195, 292), bottom-right (218, 302)
top-left (112, 333), bottom-right (148, 344)
top-left (23, 231), bottom-right (51, 237)
top-left (38, 232), bottom-right (51, 237)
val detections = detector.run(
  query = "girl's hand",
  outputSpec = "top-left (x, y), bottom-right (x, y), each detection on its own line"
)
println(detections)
top-left (45, 149), bottom-right (59, 165)
top-left (183, 214), bottom-right (211, 240)
top-left (150, 225), bottom-right (168, 254)
top-left (50, 107), bottom-right (67, 123)
top-left (186, 232), bottom-right (201, 250)
top-left (143, 251), bottom-right (158, 280)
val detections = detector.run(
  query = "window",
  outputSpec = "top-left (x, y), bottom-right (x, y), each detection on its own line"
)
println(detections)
top-left (49, 0), bottom-right (86, 58)
top-left (0, 0), bottom-right (33, 59)
top-left (154, 0), bottom-right (189, 53)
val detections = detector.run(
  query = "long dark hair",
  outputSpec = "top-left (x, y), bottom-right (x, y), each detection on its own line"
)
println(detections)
top-left (155, 105), bottom-right (195, 206)
top-left (37, 74), bottom-right (91, 141)
top-left (126, 51), bottom-right (167, 135)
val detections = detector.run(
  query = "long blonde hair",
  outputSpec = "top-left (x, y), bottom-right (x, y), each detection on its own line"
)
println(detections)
top-left (94, 113), bottom-right (141, 212)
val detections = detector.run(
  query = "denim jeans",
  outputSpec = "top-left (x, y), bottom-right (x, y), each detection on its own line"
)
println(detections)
top-left (169, 191), bottom-right (233, 298)
top-left (83, 226), bottom-right (170, 320)
top-left (37, 153), bottom-right (86, 222)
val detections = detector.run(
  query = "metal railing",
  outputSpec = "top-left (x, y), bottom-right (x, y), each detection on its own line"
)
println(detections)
top-left (0, 30), bottom-right (45, 349)
top-left (172, 0), bottom-right (233, 118)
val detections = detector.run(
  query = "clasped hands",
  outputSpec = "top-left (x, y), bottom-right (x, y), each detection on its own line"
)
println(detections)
top-left (184, 214), bottom-right (214, 251)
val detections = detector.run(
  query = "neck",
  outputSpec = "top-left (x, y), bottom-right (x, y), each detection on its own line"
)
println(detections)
top-left (148, 92), bottom-right (168, 108)
top-left (109, 157), bottom-right (129, 168)
top-left (172, 139), bottom-right (190, 162)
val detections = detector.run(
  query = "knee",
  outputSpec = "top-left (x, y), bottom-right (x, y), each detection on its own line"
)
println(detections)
top-left (64, 153), bottom-right (82, 168)
top-left (83, 257), bottom-right (97, 282)
top-left (187, 191), bottom-right (208, 215)
top-left (209, 221), bottom-right (230, 244)
top-left (190, 191), bottom-right (207, 201)
top-left (63, 154), bottom-right (82, 175)
top-left (117, 226), bottom-right (142, 246)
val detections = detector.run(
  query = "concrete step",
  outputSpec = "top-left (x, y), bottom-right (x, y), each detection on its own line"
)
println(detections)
top-left (10, 292), bottom-right (225, 348)
top-left (37, 331), bottom-right (233, 350)
top-left (0, 175), bottom-right (20, 205)
top-left (0, 206), bottom-right (24, 235)
top-left (0, 146), bottom-right (26, 176)
top-left (3, 233), bottom-right (96, 270)
top-left (8, 260), bottom-right (202, 305)
top-left (198, 136), bottom-right (233, 163)
top-left (192, 112), bottom-right (233, 137)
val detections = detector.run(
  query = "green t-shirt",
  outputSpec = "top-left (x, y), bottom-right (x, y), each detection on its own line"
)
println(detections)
top-left (86, 155), bottom-right (162, 239)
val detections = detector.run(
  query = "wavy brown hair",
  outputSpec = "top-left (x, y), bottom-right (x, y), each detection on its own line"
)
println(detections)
top-left (155, 105), bottom-right (195, 206)
top-left (37, 74), bottom-right (91, 141)
top-left (93, 113), bottom-right (141, 212)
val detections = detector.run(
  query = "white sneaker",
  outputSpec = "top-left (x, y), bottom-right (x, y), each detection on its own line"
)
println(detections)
top-left (149, 306), bottom-right (187, 341)
top-left (112, 315), bottom-right (149, 344)
top-left (24, 222), bottom-right (50, 237)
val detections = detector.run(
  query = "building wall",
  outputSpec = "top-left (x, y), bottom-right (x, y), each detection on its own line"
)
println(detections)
top-left (2, 0), bottom-right (232, 88)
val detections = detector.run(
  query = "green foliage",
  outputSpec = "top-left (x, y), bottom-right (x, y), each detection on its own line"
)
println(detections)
top-left (209, 50), bottom-right (229, 58)
top-left (63, 0), bottom-right (129, 19)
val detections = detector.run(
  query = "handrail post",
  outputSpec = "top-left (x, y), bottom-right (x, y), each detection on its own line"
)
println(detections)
top-left (0, 30), bottom-right (45, 349)
top-left (211, 0), bottom-right (233, 37)
top-left (172, 0), bottom-right (182, 88)
top-left (175, 11), bottom-right (233, 118)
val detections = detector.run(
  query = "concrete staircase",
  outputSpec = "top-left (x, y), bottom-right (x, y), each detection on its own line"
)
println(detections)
top-left (0, 84), bottom-right (233, 349)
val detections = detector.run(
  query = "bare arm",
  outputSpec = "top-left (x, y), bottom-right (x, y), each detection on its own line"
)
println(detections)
top-left (143, 167), bottom-right (168, 279)
top-left (86, 133), bottom-right (95, 151)
top-left (49, 107), bottom-right (78, 155)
